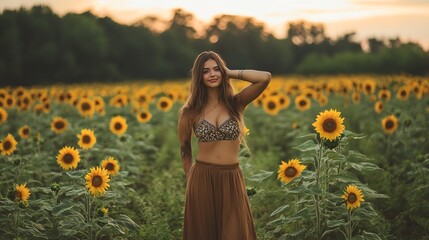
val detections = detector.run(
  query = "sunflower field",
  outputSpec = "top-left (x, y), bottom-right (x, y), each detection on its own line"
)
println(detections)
top-left (0, 75), bottom-right (428, 240)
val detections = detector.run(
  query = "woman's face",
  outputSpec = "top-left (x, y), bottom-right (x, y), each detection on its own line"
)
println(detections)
top-left (202, 58), bottom-right (222, 88)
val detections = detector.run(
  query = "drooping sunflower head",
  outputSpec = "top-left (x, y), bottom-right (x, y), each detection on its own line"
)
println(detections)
top-left (277, 159), bottom-right (306, 184)
top-left (56, 146), bottom-right (81, 170)
top-left (312, 109), bottom-right (345, 141)
top-left (1, 133), bottom-right (18, 156)
top-left (0, 107), bottom-right (8, 124)
top-left (157, 96), bottom-right (173, 112)
top-left (15, 183), bottom-right (31, 203)
top-left (101, 156), bottom-right (120, 176)
top-left (262, 96), bottom-right (281, 116)
top-left (136, 110), bottom-right (152, 123)
top-left (381, 115), bottom-right (399, 134)
top-left (341, 184), bottom-right (365, 210)
top-left (51, 117), bottom-right (68, 134)
top-left (18, 125), bottom-right (30, 139)
top-left (85, 167), bottom-right (110, 196)
top-left (77, 129), bottom-right (97, 150)
top-left (109, 115), bottom-right (128, 136)
top-left (295, 95), bottom-right (311, 111)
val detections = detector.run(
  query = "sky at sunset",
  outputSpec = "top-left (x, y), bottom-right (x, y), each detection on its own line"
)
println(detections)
top-left (1, 0), bottom-right (428, 49)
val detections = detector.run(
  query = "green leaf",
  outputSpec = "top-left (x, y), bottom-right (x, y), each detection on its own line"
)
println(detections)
top-left (66, 169), bottom-right (87, 178)
top-left (52, 202), bottom-right (74, 217)
top-left (270, 204), bottom-right (289, 216)
top-left (362, 231), bottom-right (382, 240)
top-left (327, 219), bottom-right (346, 228)
top-left (65, 188), bottom-right (87, 197)
top-left (248, 170), bottom-right (273, 182)
top-left (347, 162), bottom-right (381, 172)
top-left (294, 140), bottom-right (319, 152)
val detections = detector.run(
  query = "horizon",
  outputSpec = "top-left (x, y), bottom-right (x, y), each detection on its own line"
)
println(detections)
top-left (1, 0), bottom-right (428, 49)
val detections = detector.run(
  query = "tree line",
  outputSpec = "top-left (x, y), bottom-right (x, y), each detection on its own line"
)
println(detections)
top-left (0, 5), bottom-right (428, 86)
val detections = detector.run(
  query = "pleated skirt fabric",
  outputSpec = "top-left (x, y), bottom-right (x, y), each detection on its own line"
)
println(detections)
top-left (183, 160), bottom-right (257, 240)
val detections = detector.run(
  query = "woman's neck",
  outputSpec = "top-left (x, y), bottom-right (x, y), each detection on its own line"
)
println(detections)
top-left (206, 87), bottom-right (220, 105)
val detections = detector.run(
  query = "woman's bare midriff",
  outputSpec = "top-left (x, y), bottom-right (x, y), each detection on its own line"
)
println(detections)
top-left (196, 140), bottom-right (240, 165)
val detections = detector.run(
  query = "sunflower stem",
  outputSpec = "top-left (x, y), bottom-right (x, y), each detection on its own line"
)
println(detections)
top-left (347, 210), bottom-right (352, 240)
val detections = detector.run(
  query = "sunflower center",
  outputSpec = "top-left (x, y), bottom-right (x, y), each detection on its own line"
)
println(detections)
top-left (0, 115), bottom-right (2, 120)
top-left (279, 98), bottom-right (285, 104)
top-left (23, 128), bottom-right (29, 135)
top-left (106, 163), bottom-right (115, 171)
top-left (285, 166), bottom-right (297, 178)
top-left (23, 98), bottom-right (29, 105)
top-left (114, 122), bottom-right (122, 130)
top-left (16, 191), bottom-right (22, 199)
top-left (82, 102), bottom-right (91, 111)
top-left (347, 193), bottom-right (357, 203)
top-left (82, 135), bottom-right (91, 144)
top-left (139, 96), bottom-right (146, 102)
top-left (3, 141), bottom-right (11, 150)
top-left (299, 100), bottom-right (307, 106)
top-left (63, 153), bottom-right (74, 164)
top-left (7, 99), bottom-right (12, 105)
top-left (381, 93), bottom-right (387, 99)
top-left (140, 113), bottom-right (147, 119)
top-left (385, 120), bottom-right (394, 129)
top-left (400, 90), bottom-right (406, 97)
top-left (54, 121), bottom-right (65, 130)
top-left (268, 101), bottom-right (276, 110)
top-left (322, 118), bottom-right (337, 133)
top-left (365, 85), bottom-right (371, 92)
top-left (160, 101), bottom-right (168, 108)
top-left (92, 176), bottom-right (103, 187)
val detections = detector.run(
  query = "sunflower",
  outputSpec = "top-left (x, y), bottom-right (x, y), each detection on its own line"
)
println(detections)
top-left (101, 156), bottom-right (120, 176)
top-left (77, 129), bottom-right (97, 150)
top-left (381, 115), bottom-right (398, 134)
top-left (136, 110), bottom-right (152, 123)
top-left (16, 183), bottom-right (31, 203)
top-left (1, 134), bottom-right (18, 156)
top-left (317, 94), bottom-right (328, 107)
top-left (109, 115), bottom-right (128, 136)
top-left (362, 80), bottom-right (376, 95)
top-left (77, 98), bottom-right (96, 118)
top-left (262, 96), bottom-right (281, 116)
top-left (157, 96), bottom-right (173, 112)
top-left (378, 89), bottom-right (391, 101)
top-left (277, 93), bottom-right (290, 110)
top-left (51, 117), bottom-right (68, 134)
top-left (0, 107), bottom-right (7, 124)
top-left (351, 91), bottom-right (361, 104)
top-left (312, 109), bottom-right (345, 141)
top-left (18, 125), bottom-right (30, 139)
top-left (56, 146), bottom-right (81, 170)
top-left (93, 96), bottom-right (105, 112)
top-left (341, 184), bottom-right (365, 210)
top-left (295, 95), bottom-right (311, 111)
top-left (374, 101), bottom-right (384, 113)
top-left (277, 159), bottom-right (306, 184)
top-left (396, 86), bottom-right (409, 100)
top-left (85, 167), bottom-right (110, 196)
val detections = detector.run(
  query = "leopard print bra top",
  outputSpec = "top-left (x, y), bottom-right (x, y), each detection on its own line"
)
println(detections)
top-left (193, 117), bottom-right (240, 142)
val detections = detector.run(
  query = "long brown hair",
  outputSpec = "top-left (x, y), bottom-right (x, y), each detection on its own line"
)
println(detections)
top-left (179, 51), bottom-right (247, 144)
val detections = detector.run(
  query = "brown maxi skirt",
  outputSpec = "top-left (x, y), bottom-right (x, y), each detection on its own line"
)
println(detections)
top-left (183, 160), bottom-right (257, 240)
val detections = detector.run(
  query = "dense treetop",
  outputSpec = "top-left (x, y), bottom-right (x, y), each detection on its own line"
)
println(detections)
top-left (0, 5), bottom-right (428, 86)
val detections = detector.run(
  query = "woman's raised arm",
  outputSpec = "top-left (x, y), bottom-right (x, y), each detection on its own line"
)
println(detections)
top-left (227, 68), bottom-right (271, 109)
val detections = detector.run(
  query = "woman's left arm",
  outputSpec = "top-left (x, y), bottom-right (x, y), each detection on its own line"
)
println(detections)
top-left (227, 68), bottom-right (271, 109)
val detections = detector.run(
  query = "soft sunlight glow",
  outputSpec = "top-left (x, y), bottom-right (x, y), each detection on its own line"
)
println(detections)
top-left (1, 0), bottom-right (428, 48)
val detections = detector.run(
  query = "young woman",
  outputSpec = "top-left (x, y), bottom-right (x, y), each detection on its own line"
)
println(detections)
top-left (178, 51), bottom-right (271, 240)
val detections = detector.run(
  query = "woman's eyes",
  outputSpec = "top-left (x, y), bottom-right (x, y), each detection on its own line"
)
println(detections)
top-left (203, 67), bottom-right (220, 74)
